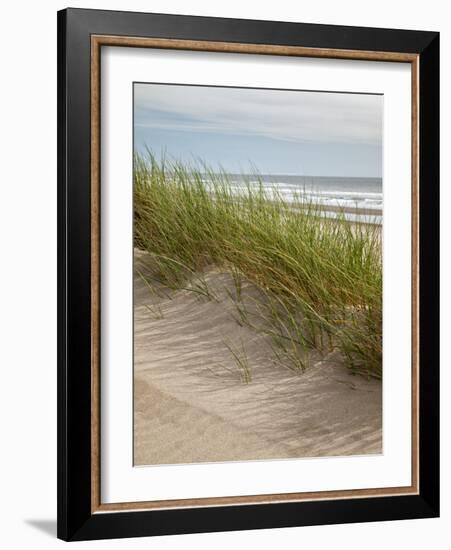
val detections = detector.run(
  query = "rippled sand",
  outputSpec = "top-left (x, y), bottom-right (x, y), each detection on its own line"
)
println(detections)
top-left (133, 251), bottom-right (382, 466)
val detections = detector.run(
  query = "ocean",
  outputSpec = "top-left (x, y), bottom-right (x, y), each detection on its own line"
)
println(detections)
top-left (223, 174), bottom-right (383, 224)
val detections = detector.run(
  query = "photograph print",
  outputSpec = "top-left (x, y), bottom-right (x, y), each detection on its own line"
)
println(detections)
top-left (133, 83), bottom-right (383, 466)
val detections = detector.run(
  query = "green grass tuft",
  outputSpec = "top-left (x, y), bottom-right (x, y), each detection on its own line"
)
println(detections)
top-left (134, 152), bottom-right (382, 379)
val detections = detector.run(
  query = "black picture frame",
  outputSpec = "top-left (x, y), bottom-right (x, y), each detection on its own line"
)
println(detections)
top-left (57, 7), bottom-right (439, 541)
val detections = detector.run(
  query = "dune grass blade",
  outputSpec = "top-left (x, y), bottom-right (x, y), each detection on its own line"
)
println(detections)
top-left (134, 152), bottom-right (382, 379)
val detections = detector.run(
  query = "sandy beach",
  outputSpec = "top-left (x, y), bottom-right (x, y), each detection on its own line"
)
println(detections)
top-left (133, 250), bottom-right (382, 466)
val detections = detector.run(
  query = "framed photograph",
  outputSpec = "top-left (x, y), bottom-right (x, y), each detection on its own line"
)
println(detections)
top-left (57, 8), bottom-right (439, 541)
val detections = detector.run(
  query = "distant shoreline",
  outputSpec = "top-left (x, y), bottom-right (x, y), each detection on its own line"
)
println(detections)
top-left (228, 196), bottom-right (382, 223)
top-left (313, 203), bottom-right (382, 218)
top-left (279, 201), bottom-right (382, 218)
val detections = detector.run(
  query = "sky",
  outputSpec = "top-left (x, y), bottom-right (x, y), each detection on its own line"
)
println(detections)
top-left (134, 83), bottom-right (383, 178)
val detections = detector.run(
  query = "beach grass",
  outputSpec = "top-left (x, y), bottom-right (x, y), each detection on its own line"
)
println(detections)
top-left (134, 152), bottom-right (382, 379)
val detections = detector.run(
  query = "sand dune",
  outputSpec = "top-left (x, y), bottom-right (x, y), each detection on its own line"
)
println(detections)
top-left (134, 250), bottom-right (382, 466)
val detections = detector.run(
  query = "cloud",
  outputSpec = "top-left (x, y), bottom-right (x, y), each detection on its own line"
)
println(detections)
top-left (134, 83), bottom-right (383, 145)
